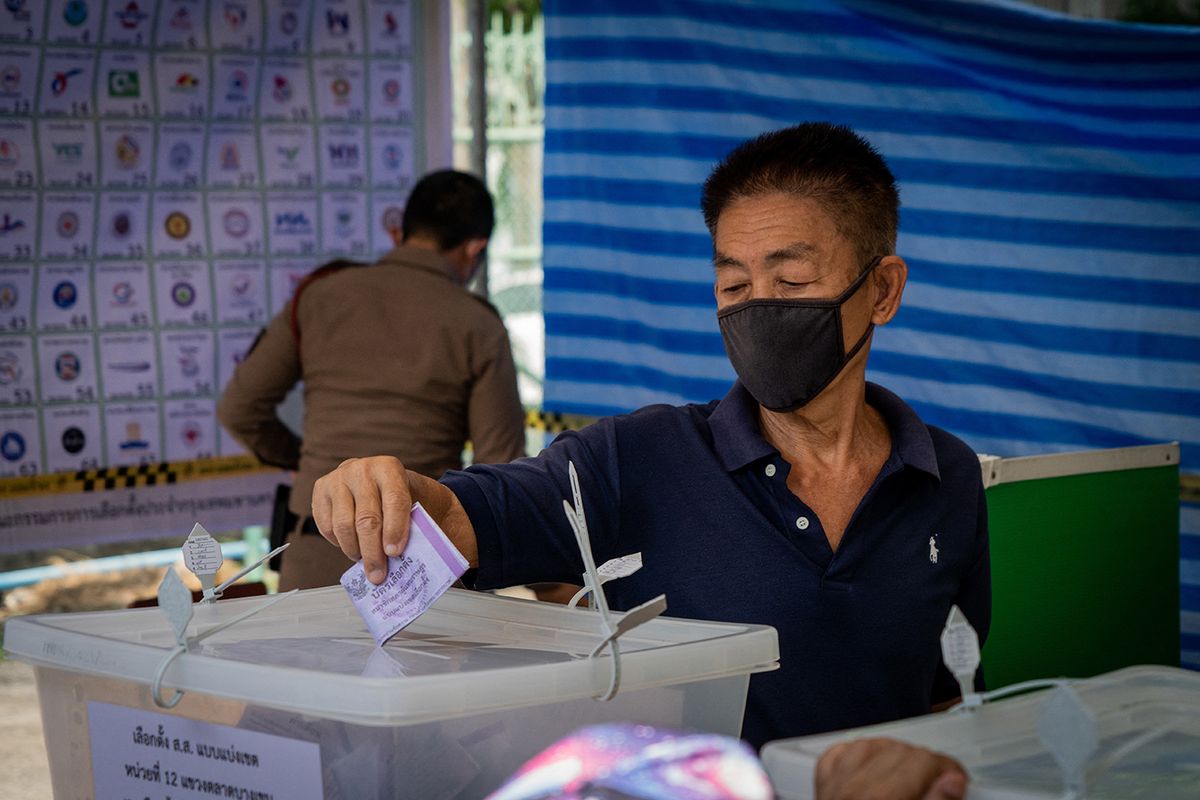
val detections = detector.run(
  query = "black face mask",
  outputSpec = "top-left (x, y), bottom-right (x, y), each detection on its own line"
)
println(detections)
top-left (716, 258), bottom-right (880, 412)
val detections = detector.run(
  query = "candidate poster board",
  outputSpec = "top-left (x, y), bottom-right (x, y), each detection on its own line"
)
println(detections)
top-left (0, 0), bottom-right (448, 548)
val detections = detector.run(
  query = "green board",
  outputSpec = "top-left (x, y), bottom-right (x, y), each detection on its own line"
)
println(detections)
top-left (982, 463), bottom-right (1180, 689)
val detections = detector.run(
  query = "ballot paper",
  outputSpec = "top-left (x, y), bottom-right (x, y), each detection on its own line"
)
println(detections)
top-left (340, 503), bottom-right (469, 646)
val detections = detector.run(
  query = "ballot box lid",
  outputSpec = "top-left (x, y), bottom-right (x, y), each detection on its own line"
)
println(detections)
top-left (761, 665), bottom-right (1200, 800)
top-left (4, 586), bottom-right (779, 726)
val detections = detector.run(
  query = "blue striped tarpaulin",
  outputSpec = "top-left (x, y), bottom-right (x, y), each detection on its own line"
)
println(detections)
top-left (542, 0), bottom-right (1200, 666)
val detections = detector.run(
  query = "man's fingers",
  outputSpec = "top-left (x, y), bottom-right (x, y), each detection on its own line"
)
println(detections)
top-left (328, 479), bottom-right (362, 563)
top-left (342, 461), bottom-right (389, 583)
top-left (310, 456), bottom-right (414, 585)
top-left (924, 765), bottom-right (967, 800)
top-left (814, 739), bottom-right (967, 800)
top-left (814, 741), bottom-right (853, 793)
top-left (375, 458), bottom-right (412, 558)
top-left (312, 483), bottom-right (335, 546)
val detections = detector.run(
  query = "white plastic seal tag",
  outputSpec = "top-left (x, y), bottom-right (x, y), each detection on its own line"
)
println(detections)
top-left (153, 525), bottom-right (299, 709)
top-left (1037, 684), bottom-right (1098, 799)
top-left (182, 523), bottom-right (222, 598)
top-left (597, 552), bottom-right (642, 582)
top-left (562, 461), bottom-right (665, 701)
top-left (569, 552), bottom-right (643, 609)
top-left (152, 568), bottom-right (194, 709)
top-left (940, 605), bottom-right (982, 709)
top-left (157, 568), bottom-right (194, 648)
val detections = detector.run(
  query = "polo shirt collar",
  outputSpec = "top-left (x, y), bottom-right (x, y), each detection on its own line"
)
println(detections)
top-left (378, 243), bottom-right (460, 283)
top-left (708, 381), bottom-right (941, 482)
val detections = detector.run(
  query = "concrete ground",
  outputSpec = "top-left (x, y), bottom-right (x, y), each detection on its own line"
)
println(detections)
top-left (0, 658), bottom-right (52, 798)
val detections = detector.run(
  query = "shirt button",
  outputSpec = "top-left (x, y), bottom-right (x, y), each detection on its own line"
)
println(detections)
top-left (795, 516), bottom-right (810, 530)
top-left (764, 464), bottom-right (776, 478)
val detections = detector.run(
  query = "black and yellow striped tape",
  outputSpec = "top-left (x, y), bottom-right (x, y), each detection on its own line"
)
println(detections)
top-left (524, 408), bottom-right (597, 434)
top-left (0, 455), bottom-right (273, 500)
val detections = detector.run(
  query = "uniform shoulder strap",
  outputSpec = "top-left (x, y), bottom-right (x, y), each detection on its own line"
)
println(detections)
top-left (467, 291), bottom-right (504, 319)
top-left (289, 259), bottom-right (368, 348)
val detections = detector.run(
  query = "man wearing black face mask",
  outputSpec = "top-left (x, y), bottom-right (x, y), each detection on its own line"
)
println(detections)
top-left (309, 124), bottom-right (989, 783)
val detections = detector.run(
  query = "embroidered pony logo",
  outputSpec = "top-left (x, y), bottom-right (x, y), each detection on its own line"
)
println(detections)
top-left (929, 536), bottom-right (939, 564)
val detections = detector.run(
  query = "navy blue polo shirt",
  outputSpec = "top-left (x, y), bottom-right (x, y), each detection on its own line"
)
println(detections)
top-left (441, 382), bottom-right (990, 749)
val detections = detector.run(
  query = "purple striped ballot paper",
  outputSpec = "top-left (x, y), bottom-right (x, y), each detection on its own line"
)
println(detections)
top-left (340, 502), bottom-right (470, 646)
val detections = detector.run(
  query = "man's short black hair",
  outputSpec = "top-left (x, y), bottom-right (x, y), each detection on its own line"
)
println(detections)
top-left (700, 122), bottom-right (900, 265)
top-left (402, 170), bottom-right (495, 251)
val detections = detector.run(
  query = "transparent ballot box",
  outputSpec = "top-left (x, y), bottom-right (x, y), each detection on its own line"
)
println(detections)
top-left (761, 666), bottom-right (1200, 800)
top-left (5, 586), bottom-right (779, 799)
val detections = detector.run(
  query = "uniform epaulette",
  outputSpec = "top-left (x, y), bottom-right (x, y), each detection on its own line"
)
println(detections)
top-left (468, 291), bottom-right (504, 319)
top-left (290, 259), bottom-right (368, 348)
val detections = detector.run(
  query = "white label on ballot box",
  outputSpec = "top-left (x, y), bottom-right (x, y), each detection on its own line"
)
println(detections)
top-left (88, 701), bottom-right (323, 799)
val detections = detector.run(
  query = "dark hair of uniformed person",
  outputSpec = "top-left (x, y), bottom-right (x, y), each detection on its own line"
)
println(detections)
top-left (700, 122), bottom-right (900, 266)
top-left (401, 170), bottom-right (495, 251)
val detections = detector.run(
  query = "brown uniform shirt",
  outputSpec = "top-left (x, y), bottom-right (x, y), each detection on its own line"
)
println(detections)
top-left (218, 244), bottom-right (525, 588)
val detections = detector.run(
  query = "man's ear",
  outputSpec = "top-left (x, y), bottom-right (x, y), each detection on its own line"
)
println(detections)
top-left (464, 237), bottom-right (488, 263)
top-left (871, 255), bottom-right (907, 326)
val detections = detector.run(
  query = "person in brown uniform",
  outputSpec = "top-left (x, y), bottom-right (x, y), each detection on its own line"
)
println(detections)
top-left (218, 170), bottom-right (525, 590)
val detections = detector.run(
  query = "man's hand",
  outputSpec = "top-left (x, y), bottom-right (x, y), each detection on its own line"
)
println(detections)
top-left (312, 456), bottom-right (477, 585)
top-left (815, 738), bottom-right (967, 800)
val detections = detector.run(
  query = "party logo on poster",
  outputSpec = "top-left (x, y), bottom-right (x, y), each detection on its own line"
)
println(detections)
top-left (171, 72), bottom-right (201, 92)
top-left (169, 141), bottom-right (193, 171)
top-left (0, 138), bottom-right (18, 167)
top-left (225, 69), bottom-right (249, 102)
top-left (111, 280), bottom-right (135, 305)
top-left (0, 431), bottom-right (25, 461)
top-left (0, 350), bottom-right (21, 384)
top-left (56, 211), bottom-right (79, 239)
top-left (52, 280), bottom-right (78, 308)
top-left (330, 77), bottom-right (351, 104)
top-left (273, 211), bottom-right (312, 236)
top-left (115, 1), bottom-right (148, 29)
top-left (280, 10), bottom-right (297, 35)
top-left (164, 211), bottom-right (191, 239)
top-left (381, 206), bottom-right (402, 237)
top-left (382, 78), bottom-right (400, 104)
top-left (0, 282), bottom-right (17, 309)
top-left (171, 281), bottom-right (195, 307)
top-left (6, 0), bottom-right (32, 23)
top-left (276, 144), bottom-right (299, 168)
top-left (1, 65), bottom-right (22, 94)
top-left (382, 143), bottom-right (402, 170)
top-left (230, 272), bottom-right (253, 298)
top-left (178, 346), bottom-right (200, 377)
top-left (55, 351), bottom-right (80, 380)
top-left (328, 142), bottom-right (359, 169)
top-left (181, 420), bottom-right (202, 447)
top-left (0, 214), bottom-right (25, 235)
top-left (383, 11), bottom-right (399, 37)
top-left (63, 0), bottom-right (88, 26)
top-left (108, 70), bottom-right (140, 98)
top-left (52, 140), bottom-right (84, 165)
top-left (223, 208), bottom-right (250, 238)
top-left (169, 5), bottom-right (193, 30)
top-left (326, 9), bottom-right (349, 36)
top-left (51, 68), bottom-right (84, 96)
top-left (119, 421), bottom-right (149, 450)
top-left (219, 141), bottom-right (241, 170)
top-left (223, 2), bottom-right (247, 29)
top-left (271, 74), bottom-right (292, 103)
top-left (115, 134), bottom-right (141, 168)
top-left (111, 211), bottom-right (132, 238)
top-left (62, 426), bottom-right (85, 454)
top-left (334, 207), bottom-right (354, 237)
